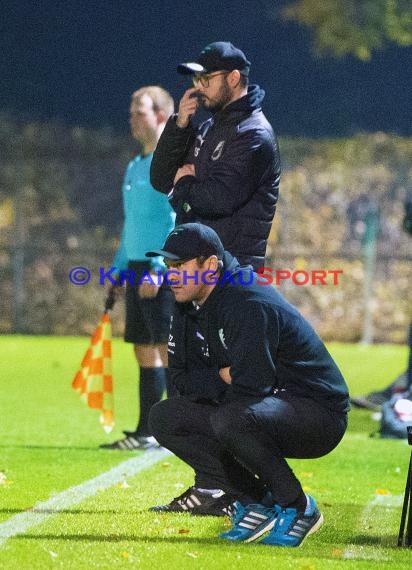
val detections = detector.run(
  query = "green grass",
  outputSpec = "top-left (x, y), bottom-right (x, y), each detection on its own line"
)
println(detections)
top-left (0, 336), bottom-right (411, 569)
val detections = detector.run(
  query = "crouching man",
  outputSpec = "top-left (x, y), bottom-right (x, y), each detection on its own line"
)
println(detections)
top-left (146, 223), bottom-right (349, 547)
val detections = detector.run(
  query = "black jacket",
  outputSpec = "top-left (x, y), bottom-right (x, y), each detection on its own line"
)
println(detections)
top-left (167, 253), bottom-right (350, 414)
top-left (150, 85), bottom-right (281, 270)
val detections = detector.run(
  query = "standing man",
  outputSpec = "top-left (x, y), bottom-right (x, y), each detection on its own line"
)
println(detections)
top-left (150, 41), bottom-right (281, 270)
top-left (101, 86), bottom-right (175, 450)
top-left (146, 223), bottom-right (349, 546)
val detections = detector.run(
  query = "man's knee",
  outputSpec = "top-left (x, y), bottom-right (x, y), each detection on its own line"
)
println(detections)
top-left (211, 405), bottom-right (249, 443)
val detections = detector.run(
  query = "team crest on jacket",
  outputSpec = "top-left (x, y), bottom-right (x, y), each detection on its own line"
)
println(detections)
top-left (211, 141), bottom-right (225, 161)
top-left (194, 133), bottom-right (206, 157)
top-left (167, 331), bottom-right (175, 355)
top-left (218, 328), bottom-right (228, 349)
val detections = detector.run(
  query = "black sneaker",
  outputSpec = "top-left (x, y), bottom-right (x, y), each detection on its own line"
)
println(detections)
top-left (149, 486), bottom-right (234, 517)
top-left (100, 435), bottom-right (159, 450)
top-left (351, 374), bottom-right (408, 410)
top-left (350, 390), bottom-right (391, 410)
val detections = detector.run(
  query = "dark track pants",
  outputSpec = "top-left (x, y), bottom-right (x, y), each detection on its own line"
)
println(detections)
top-left (149, 394), bottom-right (347, 507)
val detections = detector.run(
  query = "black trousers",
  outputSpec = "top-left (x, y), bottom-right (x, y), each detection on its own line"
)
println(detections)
top-left (149, 393), bottom-right (347, 507)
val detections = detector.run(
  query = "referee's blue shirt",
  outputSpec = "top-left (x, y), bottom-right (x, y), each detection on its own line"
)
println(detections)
top-left (113, 153), bottom-right (175, 274)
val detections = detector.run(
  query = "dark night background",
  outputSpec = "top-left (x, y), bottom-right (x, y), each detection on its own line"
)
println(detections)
top-left (2, 0), bottom-right (411, 138)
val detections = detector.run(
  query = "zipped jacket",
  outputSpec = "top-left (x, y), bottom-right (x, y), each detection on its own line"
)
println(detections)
top-left (150, 85), bottom-right (281, 270)
top-left (167, 253), bottom-right (350, 414)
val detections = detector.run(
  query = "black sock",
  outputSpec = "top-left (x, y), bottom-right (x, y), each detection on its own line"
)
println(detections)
top-left (135, 367), bottom-right (165, 436)
top-left (236, 493), bottom-right (257, 505)
top-left (284, 491), bottom-right (307, 514)
top-left (260, 489), bottom-right (275, 507)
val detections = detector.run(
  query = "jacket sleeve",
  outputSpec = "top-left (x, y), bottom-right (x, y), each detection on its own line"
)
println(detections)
top-left (150, 116), bottom-right (196, 194)
top-left (170, 129), bottom-right (274, 218)
top-left (223, 299), bottom-right (280, 398)
top-left (168, 311), bottom-right (229, 401)
top-left (171, 363), bottom-right (228, 402)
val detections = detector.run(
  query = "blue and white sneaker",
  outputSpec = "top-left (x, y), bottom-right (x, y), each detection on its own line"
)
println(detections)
top-left (219, 501), bottom-right (278, 542)
top-left (260, 495), bottom-right (323, 547)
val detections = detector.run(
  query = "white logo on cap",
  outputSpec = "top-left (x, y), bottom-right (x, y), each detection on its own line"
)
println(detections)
top-left (169, 227), bottom-right (185, 237)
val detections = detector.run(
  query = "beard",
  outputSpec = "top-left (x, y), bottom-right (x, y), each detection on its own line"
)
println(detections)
top-left (200, 80), bottom-right (233, 113)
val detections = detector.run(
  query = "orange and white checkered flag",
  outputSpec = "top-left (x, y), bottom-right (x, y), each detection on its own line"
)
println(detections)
top-left (72, 311), bottom-right (115, 432)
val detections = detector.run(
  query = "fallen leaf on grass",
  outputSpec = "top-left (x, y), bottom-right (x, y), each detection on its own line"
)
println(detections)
top-left (0, 472), bottom-right (13, 487)
top-left (375, 489), bottom-right (390, 495)
top-left (331, 548), bottom-right (343, 557)
top-left (186, 552), bottom-right (198, 558)
top-left (178, 528), bottom-right (190, 534)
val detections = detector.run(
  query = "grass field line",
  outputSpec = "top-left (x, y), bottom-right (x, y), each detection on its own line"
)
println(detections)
top-left (342, 492), bottom-right (404, 560)
top-left (0, 448), bottom-right (171, 547)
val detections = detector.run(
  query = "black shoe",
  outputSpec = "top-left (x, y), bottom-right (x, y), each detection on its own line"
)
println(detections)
top-left (149, 486), bottom-right (234, 517)
top-left (350, 390), bottom-right (391, 410)
top-left (351, 374), bottom-right (409, 410)
top-left (100, 435), bottom-right (159, 450)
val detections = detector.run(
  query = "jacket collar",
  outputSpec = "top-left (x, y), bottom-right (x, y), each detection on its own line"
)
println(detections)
top-left (176, 252), bottom-right (253, 316)
top-left (213, 84), bottom-right (265, 122)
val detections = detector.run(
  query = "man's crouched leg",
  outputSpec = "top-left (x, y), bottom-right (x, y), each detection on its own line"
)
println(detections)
top-left (148, 397), bottom-right (234, 516)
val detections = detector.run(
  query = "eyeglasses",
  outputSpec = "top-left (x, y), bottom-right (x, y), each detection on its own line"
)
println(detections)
top-left (192, 71), bottom-right (230, 88)
top-left (164, 258), bottom-right (194, 270)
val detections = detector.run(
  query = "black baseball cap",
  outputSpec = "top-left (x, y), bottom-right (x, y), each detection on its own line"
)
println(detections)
top-left (177, 41), bottom-right (251, 76)
top-left (146, 223), bottom-right (224, 261)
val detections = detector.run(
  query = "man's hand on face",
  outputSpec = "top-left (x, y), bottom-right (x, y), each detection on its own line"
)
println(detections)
top-left (176, 87), bottom-right (200, 129)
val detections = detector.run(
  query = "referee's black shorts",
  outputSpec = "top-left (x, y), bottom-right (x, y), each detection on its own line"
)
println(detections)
top-left (124, 260), bottom-right (174, 345)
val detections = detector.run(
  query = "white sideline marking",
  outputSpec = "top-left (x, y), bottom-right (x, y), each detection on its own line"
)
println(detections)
top-left (0, 448), bottom-right (171, 546)
top-left (342, 493), bottom-right (403, 560)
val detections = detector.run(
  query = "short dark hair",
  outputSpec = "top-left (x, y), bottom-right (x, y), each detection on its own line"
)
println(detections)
top-left (196, 256), bottom-right (223, 272)
top-left (239, 74), bottom-right (249, 88)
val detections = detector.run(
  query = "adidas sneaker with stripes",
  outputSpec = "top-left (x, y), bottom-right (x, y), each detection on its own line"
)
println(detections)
top-left (149, 486), bottom-right (234, 516)
top-left (219, 502), bottom-right (278, 542)
top-left (261, 495), bottom-right (323, 547)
